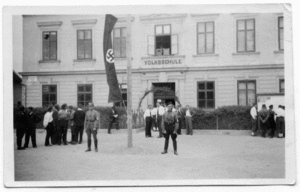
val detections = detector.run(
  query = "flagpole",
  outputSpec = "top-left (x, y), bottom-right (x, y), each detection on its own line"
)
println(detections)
top-left (126, 14), bottom-right (133, 148)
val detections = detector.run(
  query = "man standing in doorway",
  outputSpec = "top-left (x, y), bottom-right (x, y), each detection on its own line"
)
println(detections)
top-left (250, 103), bottom-right (258, 136)
top-left (185, 105), bottom-right (193, 135)
top-left (84, 102), bottom-right (100, 152)
top-left (161, 104), bottom-right (179, 155)
top-left (157, 101), bottom-right (165, 138)
top-left (144, 105), bottom-right (153, 137)
top-left (108, 106), bottom-right (119, 134)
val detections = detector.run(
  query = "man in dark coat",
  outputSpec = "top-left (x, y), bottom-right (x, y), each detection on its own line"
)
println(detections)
top-left (73, 103), bottom-right (86, 144)
top-left (24, 107), bottom-right (40, 148)
top-left (15, 105), bottom-right (27, 150)
top-left (161, 104), bottom-right (179, 155)
top-left (51, 104), bottom-right (60, 144)
top-left (268, 105), bottom-right (276, 138)
top-left (258, 104), bottom-right (269, 138)
top-left (108, 106), bottom-right (119, 134)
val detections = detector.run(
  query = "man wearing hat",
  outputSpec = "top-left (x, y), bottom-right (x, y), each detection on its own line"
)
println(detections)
top-left (268, 105), bottom-right (276, 138)
top-left (258, 104), bottom-right (269, 138)
top-left (161, 104), bottom-right (179, 155)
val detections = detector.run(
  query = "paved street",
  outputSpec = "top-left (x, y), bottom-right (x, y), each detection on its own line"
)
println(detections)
top-left (14, 129), bottom-right (285, 181)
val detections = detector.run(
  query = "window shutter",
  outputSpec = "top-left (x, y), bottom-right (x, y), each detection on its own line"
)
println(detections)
top-left (147, 35), bottom-right (155, 55)
top-left (171, 34), bottom-right (178, 55)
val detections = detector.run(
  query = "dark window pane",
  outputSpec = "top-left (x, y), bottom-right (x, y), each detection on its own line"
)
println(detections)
top-left (207, 100), bottom-right (214, 108)
top-left (198, 100), bottom-right (205, 108)
top-left (43, 94), bottom-right (49, 102)
top-left (43, 32), bottom-right (50, 40)
top-left (198, 82), bottom-right (205, 90)
top-left (49, 85), bottom-right (56, 93)
top-left (78, 94), bottom-right (84, 101)
top-left (78, 85), bottom-right (84, 92)
top-left (85, 94), bottom-right (92, 102)
top-left (50, 42), bottom-right (57, 60)
top-left (43, 85), bottom-right (49, 93)
top-left (84, 41), bottom-right (92, 59)
top-left (85, 85), bottom-right (92, 92)
top-left (207, 91), bottom-right (214, 99)
top-left (198, 92), bottom-right (205, 99)
top-left (122, 93), bottom-right (127, 100)
top-left (207, 82), bottom-right (214, 90)
top-left (50, 94), bottom-right (56, 102)
top-left (50, 32), bottom-right (57, 41)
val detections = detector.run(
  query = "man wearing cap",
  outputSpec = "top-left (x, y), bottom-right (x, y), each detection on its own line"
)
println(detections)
top-left (143, 105), bottom-right (153, 137)
top-left (84, 103), bottom-right (100, 152)
top-left (250, 103), bottom-right (258, 136)
top-left (156, 101), bottom-right (165, 138)
top-left (258, 104), bottom-right (269, 138)
top-left (161, 104), bottom-right (179, 155)
top-left (268, 105), bottom-right (276, 138)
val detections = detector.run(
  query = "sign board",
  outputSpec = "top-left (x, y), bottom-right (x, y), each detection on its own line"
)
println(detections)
top-left (257, 93), bottom-right (285, 112)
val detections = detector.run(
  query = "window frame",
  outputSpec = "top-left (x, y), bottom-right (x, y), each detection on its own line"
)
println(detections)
top-left (197, 21), bottom-right (215, 54)
top-left (154, 24), bottom-right (172, 56)
top-left (77, 84), bottom-right (93, 107)
top-left (42, 31), bottom-right (58, 61)
top-left (278, 16), bottom-right (284, 51)
top-left (279, 79), bottom-right (285, 93)
top-left (237, 80), bottom-right (257, 106)
top-left (77, 29), bottom-right (93, 60)
top-left (42, 84), bottom-right (57, 107)
top-left (113, 27), bottom-right (127, 58)
top-left (236, 19), bottom-right (256, 53)
top-left (197, 81), bottom-right (215, 109)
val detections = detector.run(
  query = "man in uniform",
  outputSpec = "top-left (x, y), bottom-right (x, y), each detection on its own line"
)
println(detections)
top-left (143, 105), bottom-right (153, 137)
top-left (161, 104), bottom-right (179, 155)
top-left (108, 106), bottom-right (119, 134)
top-left (258, 104), bottom-right (269, 138)
top-left (250, 103), bottom-right (258, 136)
top-left (156, 101), bottom-right (165, 138)
top-left (268, 105), bottom-right (276, 138)
top-left (84, 102), bottom-right (100, 152)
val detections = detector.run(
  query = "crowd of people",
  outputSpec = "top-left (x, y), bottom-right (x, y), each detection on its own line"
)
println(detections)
top-left (250, 103), bottom-right (285, 138)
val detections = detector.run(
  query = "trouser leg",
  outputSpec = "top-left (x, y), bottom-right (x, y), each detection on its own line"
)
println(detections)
top-left (31, 129), bottom-right (37, 147)
top-left (17, 128), bottom-right (25, 148)
top-left (93, 130), bottom-right (98, 150)
top-left (188, 118), bottom-right (193, 135)
top-left (63, 126), bottom-right (68, 144)
top-left (24, 130), bottom-right (30, 147)
top-left (115, 119), bottom-right (119, 130)
top-left (45, 128), bottom-right (50, 145)
top-left (163, 132), bottom-right (170, 152)
top-left (86, 129), bottom-right (91, 149)
top-left (157, 116), bottom-right (162, 137)
top-left (261, 124), bottom-right (267, 137)
top-left (79, 126), bottom-right (84, 142)
top-left (74, 126), bottom-right (79, 142)
top-left (185, 117), bottom-right (189, 134)
top-left (108, 120), bottom-right (113, 133)
top-left (171, 133), bottom-right (177, 152)
top-left (177, 118), bottom-right (182, 134)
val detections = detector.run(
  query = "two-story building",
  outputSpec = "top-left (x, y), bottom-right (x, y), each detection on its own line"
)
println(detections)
top-left (18, 13), bottom-right (284, 110)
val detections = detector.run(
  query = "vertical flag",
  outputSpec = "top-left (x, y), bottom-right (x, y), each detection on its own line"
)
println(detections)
top-left (103, 14), bottom-right (122, 103)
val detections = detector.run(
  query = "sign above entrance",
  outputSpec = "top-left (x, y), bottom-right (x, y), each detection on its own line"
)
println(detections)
top-left (144, 58), bottom-right (182, 65)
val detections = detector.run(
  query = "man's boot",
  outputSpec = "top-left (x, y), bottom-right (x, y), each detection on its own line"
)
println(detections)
top-left (173, 140), bottom-right (178, 155)
top-left (161, 139), bottom-right (168, 154)
top-left (94, 139), bottom-right (98, 152)
top-left (85, 139), bottom-right (91, 152)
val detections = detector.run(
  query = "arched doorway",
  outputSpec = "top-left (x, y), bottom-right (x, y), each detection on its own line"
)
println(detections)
top-left (152, 82), bottom-right (176, 106)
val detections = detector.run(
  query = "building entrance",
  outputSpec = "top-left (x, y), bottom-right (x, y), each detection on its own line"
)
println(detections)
top-left (152, 82), bottom-right (176, 106)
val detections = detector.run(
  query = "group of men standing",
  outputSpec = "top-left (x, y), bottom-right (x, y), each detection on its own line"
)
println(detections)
top-left (250, 103), bottom-right (285, 138)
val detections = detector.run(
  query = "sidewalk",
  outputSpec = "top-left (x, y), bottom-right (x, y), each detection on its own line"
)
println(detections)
top-left (14, 129), bottom-right (285, 181)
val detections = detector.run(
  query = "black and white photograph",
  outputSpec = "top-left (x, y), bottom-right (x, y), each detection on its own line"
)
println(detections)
top-left (1, 2), bottom-right (298, 190)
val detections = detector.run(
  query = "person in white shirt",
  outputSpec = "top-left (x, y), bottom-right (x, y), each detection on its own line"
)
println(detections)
top-left (157, 102), bottom-right (165, 138)
top-left (250, 103), bottom-right (258, 136)
top-left (43, 106), bottom-right (54, 146)
top-left (275, 105), bottom-right (285, 138)
top-left (144, 105), bottom-right (153, 137)
top-left (185, 105), bottom-right (193, 135)
top-left (151, 106), bottom-right (158, 131)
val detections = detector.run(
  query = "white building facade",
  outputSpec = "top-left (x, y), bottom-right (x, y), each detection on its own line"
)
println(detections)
top-left (19, 13), bottom-right (284, 110)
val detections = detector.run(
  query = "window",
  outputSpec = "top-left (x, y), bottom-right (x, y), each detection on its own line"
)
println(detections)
top-left (279, 79), bottom-right (284, 93)
top-left (42, 85), bottom-right (57, 108)
top-left (77, 84), bottom-right (93, 107)
top-left (147, 25), bottom-right (178, 56)
top-left (237, 19), bottom-right (255, 52)
top-left (278, 17), bottom-right (284, 50)
top-left (238, 80), bottom-right (256, 106)
top-left (77, 30), bottom-right (92, 59)
top-left (113, 28), bottom-right (126, 58)
top-left (42, 31), bottom-right (57, 61)
top-left (197, 22), bottom-right (214, 54)
top-left (115, 84), bottom-right (127, 107)
top-left (197, 81), bottom-right (215, 108)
